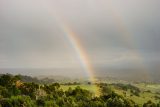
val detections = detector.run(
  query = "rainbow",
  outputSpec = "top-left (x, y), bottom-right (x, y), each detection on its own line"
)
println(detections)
top-left (60, 23), bottom-right (100, 96)
top-left (62, 26), bottom-right (95, 82)
top-left (45, 3), bottom-right (100, 95)
top-left (107, 1), bottom-right (151, 80)
top-left (46, 1), bottom-right (151, 95)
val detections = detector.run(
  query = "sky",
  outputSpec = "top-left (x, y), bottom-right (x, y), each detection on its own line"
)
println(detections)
top-left (0, 0), bottom-right (160, 79)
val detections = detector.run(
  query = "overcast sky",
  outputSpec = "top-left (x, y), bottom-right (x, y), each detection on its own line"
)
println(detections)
top-left (0, 0), bottom-right (160, 77)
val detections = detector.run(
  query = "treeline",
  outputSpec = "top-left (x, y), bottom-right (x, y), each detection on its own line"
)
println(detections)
top-left (0, 74), bottom-right (160, 107)
top-left (0, 74), bottom-right (56, 84)
top-left (112, 83), bottom-right (141, 96)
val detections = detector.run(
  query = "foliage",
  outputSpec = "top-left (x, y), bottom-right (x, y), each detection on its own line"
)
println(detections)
top-left (0, 74), bottom-right (159, 107)
top-left (143, 100), bottom-right (157, 107)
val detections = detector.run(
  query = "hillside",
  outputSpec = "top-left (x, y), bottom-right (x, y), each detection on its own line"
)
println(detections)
top-left (0, 74), bottom-right (160, 107)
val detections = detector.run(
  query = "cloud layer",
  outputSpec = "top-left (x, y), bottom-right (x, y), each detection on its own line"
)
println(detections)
top-left (0, 0), bottom-right (160, 78)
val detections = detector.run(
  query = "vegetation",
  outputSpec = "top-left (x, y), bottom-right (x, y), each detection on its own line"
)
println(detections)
top-left (0, 74), bottom-right (160, 107)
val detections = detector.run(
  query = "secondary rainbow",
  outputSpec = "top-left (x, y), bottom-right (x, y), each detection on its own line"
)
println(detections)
top-left (106, 0), bottom-right (151, 80)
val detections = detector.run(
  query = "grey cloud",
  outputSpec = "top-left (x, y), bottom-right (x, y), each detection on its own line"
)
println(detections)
top-left (0, 0), bottom-right (159, 79)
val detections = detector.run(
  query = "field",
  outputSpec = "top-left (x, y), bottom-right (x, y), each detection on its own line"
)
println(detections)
top-left (61, 84), bottom-right (98, 93)
top-left (61, 83), bottom-right (160, 106)
top-left (114, 84), bottom-right (160, 106)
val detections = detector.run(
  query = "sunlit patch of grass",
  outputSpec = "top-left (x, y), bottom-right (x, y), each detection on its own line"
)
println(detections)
top-left (61, 83), bottom-right (160, 106)
top-left (114, 84), bottom-right (160, 106)
top-left (61, 84), bottom-right (99, 95)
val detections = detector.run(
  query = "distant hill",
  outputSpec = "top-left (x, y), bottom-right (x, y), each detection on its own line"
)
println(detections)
top-left (0, 67), bottom-right (160, 83)
top-left (94, 67), bottom-right (160, 83)
top-left (0, 74), bottom-right (55, 84)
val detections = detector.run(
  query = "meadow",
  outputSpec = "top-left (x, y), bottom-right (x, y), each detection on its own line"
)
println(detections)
top-left (61, 83), bottom-right (160, 106)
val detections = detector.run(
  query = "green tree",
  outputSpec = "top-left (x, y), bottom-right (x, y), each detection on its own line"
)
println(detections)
top-left (19, 82), bottom-right (38, 99)
top-left (143, 100), bottom-right (156, 107)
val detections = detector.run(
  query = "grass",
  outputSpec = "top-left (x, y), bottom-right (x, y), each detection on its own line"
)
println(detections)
top-left (61, 84), bottom-right (98, 94)
top-left (114, 83), bottom-right (160, 106)
top-left (61, 83), bottom-right (160, 106)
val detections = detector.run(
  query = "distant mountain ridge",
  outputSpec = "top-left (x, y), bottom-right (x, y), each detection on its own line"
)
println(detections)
top-left (0, 67), bottom-right (159, 83)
